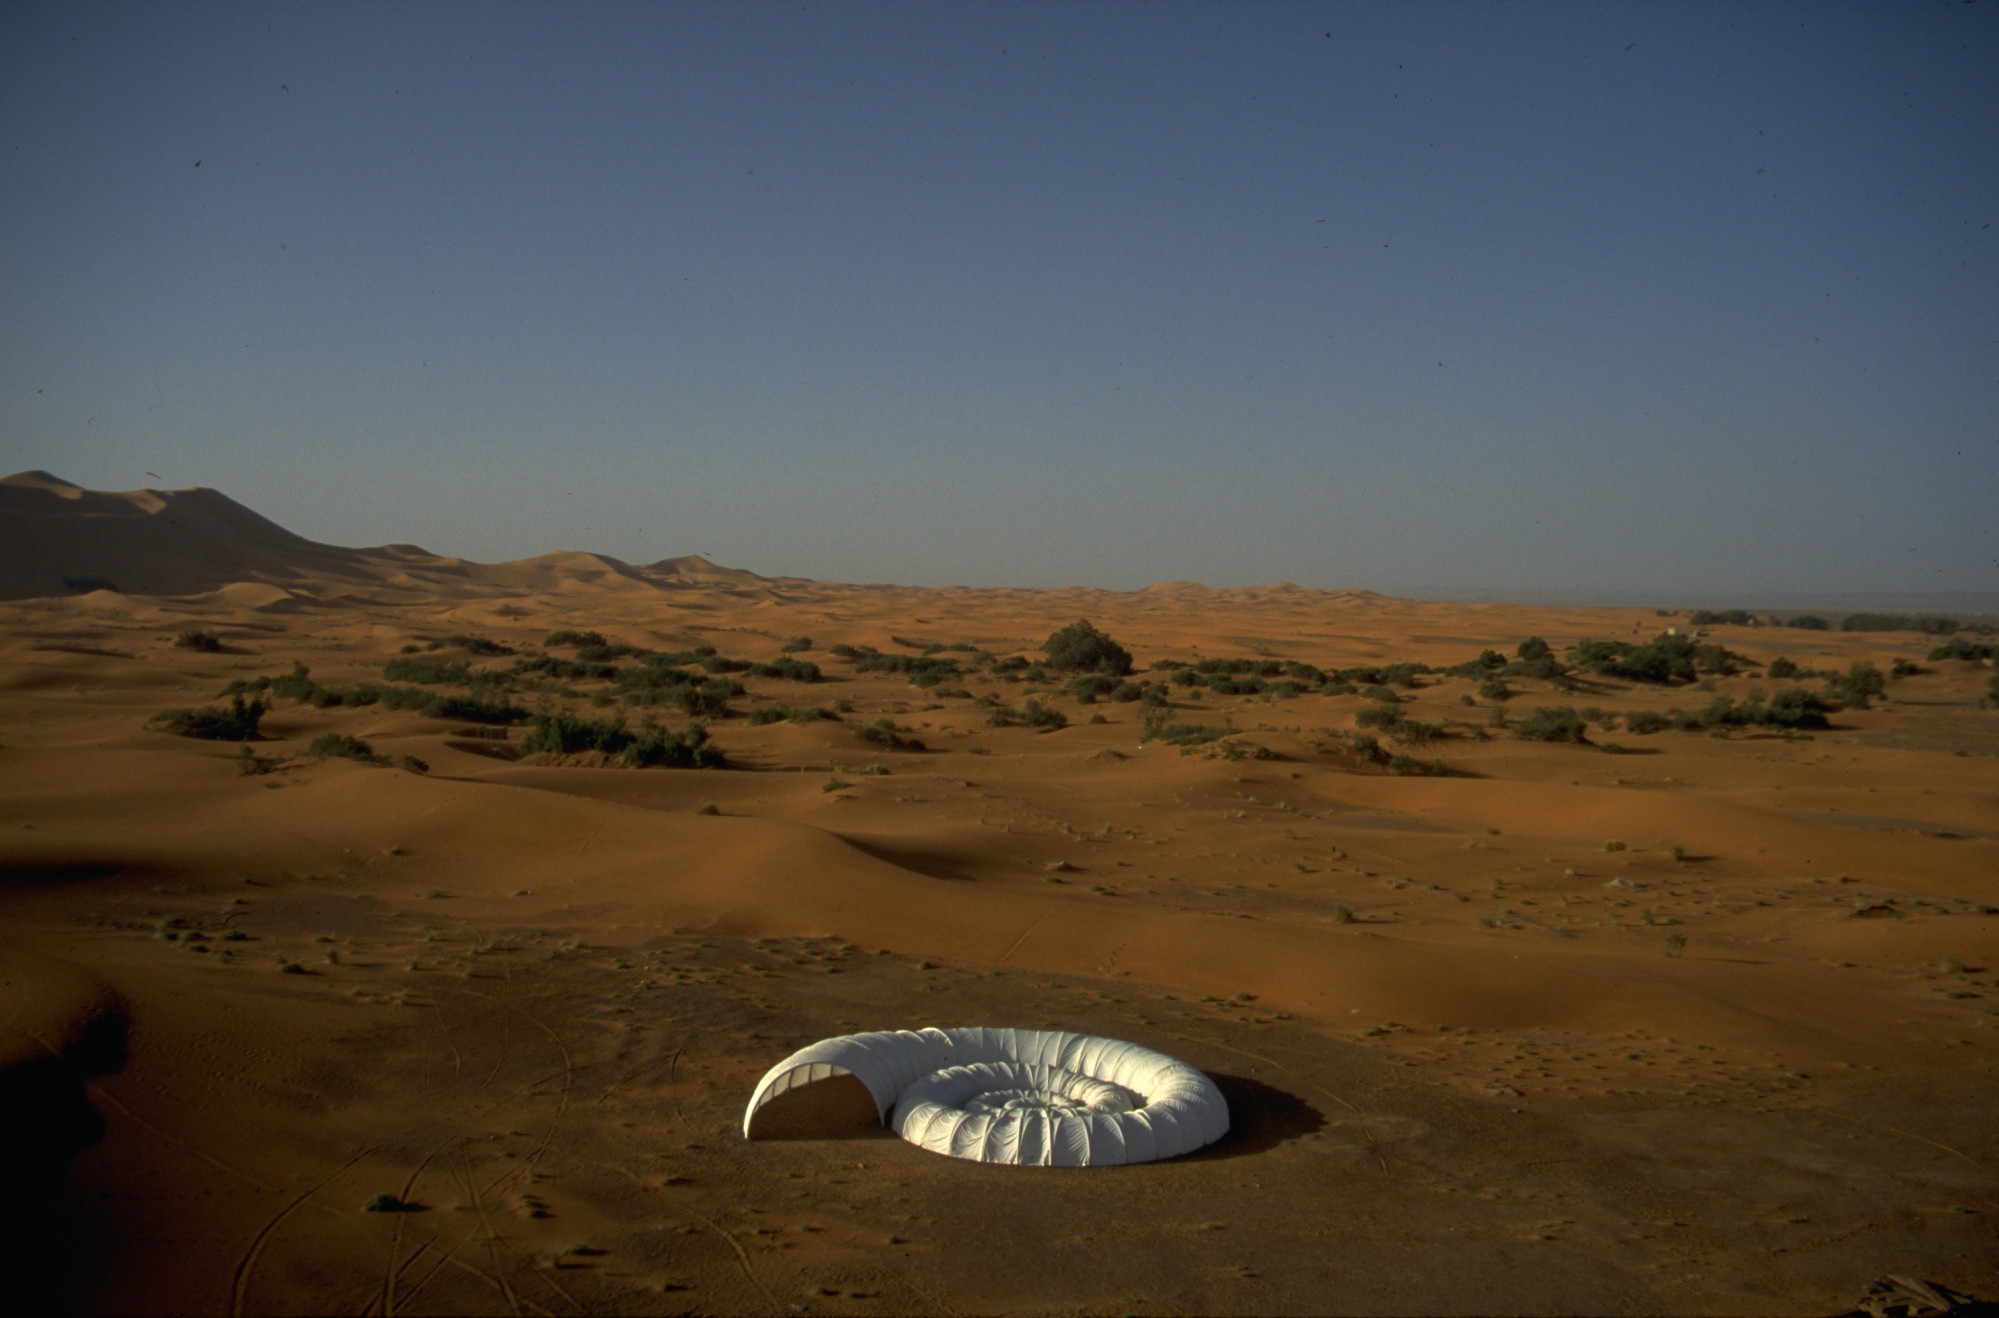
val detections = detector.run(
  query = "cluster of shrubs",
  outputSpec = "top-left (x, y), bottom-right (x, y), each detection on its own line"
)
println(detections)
top-left (1068, 674), bottom-right (1168, 705)
top-left (307, 733), bottom-right (427, 772)
top-left (1840, 613), bottom-right (1983, 635)
top-left (1687, 609), bottom-right (1759, 627)
top-left (1140, 714), bottom-right (1234, 749)
top-left (1566, 633), bottom-right (1742, 684)
top-left (1354, 703), bottom-right (1445, 744)
top-left (853, 651), bottom-right (962, 688)
top-left (856, 718), bottom-right (927, 750)
top-left (987, 700), bottom-right (1067, 731)
top-left (151, 693), bottom-right (267, 741)
top-left (1929, 636), bottom-right (1997, 662)
top-left (517, 710), bottom-right (723, 768)
top-left (174, 629), bottom-right (222, 652)
top-left (220, 663), bottom-right (525, 724)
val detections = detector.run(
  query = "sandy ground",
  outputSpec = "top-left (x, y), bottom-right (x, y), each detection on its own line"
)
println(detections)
top-left (2, 480), bottom-right (1996, 1315)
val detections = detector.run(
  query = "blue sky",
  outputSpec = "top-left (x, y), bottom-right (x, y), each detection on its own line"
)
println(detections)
top-left (3, 0), bottom-right (1993, 601)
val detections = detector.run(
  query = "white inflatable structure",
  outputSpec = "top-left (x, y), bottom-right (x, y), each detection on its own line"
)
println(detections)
top-left (742, 1027), bottom-right (1229, 1166)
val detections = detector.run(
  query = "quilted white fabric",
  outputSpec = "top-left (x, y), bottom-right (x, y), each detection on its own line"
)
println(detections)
top-left (741, 1027), bottom-right (1229, 1165)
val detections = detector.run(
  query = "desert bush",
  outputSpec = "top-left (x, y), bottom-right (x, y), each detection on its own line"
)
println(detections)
top-left (310, 733), bottom-right (387, 765)
top-left (781, 636), bottom-right (813, 652)
top-left (1477, 676), bottom-right (1510, 701)
top-left (517, 709), bottom-right (722, 766)
top-left (1022, 699), bottom-right (1068, 730)
top-left (1141, 716), bottom-right (1232, 748)
top-left (1688, 609), bottom-right (1756, 627)
top-left (1890, 659), bottom-right (1921, 678)
top-left (545, 629), bottom-right (610, 649)
top-left (1928, 636), bottom-right (1996, 662)
top-left (749, 658), bottom-right (820, 682)
top-left (1788, 615), bottom-right (1830, 630)
top-left (855, 652), bottom-right (960, 687)
top-left (857, 719), bottom-right (926, 751)
top-left (174, 629), bottom-right (222, 652)
top-left (1516, 637), bottom-right (1553, 662)
top-left (1069, 674), bottom-right (1123, 703)
top-left (1622, 710), bottom-right (1670, 734)
top-left (429, 634), bottom-right (515, 656)
top-left (1345, 733), bottom-right (1385, 762)
top-left (1827, 661), bottom-right (1886, 710)
top-left (1042, 620), bottom-right (1133, 676)
top-left (1767, 656), bottom-right (1799, 679)
top-left (398, 754), bottom-right (429, 774)
top-left (620, 723), bottom-right (723, 768)
top-left (1840, 612), bottom-right (1961, 634)
top-left (1204, 673), bottom-right (1264, 696)
top-left (152, 694), bottom-right (266, 741)
top-left (1361, 684), bottom-right (1401, 704)
top-left (1512, 706), bottom-right (1588, 742)
top-left (1566, 634), bottom-right (1740, 684)
top-left (383, 657), bottom-right (475, 686)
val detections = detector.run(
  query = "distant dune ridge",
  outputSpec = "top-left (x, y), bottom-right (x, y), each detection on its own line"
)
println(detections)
top-left (0, 471), bottom-right (777, 603)
top-left (0, 470), bottom-right (1376, 607)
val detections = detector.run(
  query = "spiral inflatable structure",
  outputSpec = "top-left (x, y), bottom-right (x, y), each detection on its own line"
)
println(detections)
top-left (742, 1027), bottom-right (1228, 1166)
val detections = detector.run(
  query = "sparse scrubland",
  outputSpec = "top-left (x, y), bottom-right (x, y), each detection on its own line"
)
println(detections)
top-left (12, 542), bottom-right (1997, 1317)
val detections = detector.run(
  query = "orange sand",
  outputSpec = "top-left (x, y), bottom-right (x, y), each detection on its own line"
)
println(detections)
top-left (2, 472), bottom-right (1994, 1315)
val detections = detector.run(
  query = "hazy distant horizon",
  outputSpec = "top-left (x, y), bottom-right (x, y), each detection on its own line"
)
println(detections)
top-left (4, 1), bottom-right (1993, 602)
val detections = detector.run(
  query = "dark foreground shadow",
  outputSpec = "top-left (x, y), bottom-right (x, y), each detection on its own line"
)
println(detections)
top-left (0, 998), bottom-right (128, 1310)
top-left (1182, 1073), bottom-right (1325, 1161)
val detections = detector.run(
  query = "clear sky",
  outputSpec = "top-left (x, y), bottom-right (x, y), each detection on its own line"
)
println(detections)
top-left (3, 1), bottom-right (1994, 602)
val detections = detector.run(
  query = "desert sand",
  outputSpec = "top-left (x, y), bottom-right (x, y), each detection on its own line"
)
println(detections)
top-left (2, 471), bottom-right (1994, 1315)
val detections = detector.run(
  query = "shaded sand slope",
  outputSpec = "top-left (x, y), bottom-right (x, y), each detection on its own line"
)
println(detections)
top-left (0, 476), bottom-right (1995, 1313)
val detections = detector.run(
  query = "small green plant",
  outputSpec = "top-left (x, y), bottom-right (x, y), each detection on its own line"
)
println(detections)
top-left (1021, 699), bottom-right (1068, 731)
top-left (361, 1192), bottom-right (410, 1213)
top-left (1329, 903), bottom-right (1355, 924)
top-left (311, 733), bottom-right (389, 765)
top-left (151, 693), bottom-right (267, 741)
top-left (696, 801), bottom-right (720, 815)
top-left (397, 754), bottom-right (429, 774)
top-left (856, 718), bottom-right (925, 751)
top-left (174, 629), bottom-right (222, 652)
top-left (1512, 706), bottom-right (1589, 743)
top-left (1602, 839), bottom-right (1626, 852)
top-left (822, 778), bottom-right (851, 793)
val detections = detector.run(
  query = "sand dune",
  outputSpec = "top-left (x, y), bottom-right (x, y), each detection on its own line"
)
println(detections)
top-left (1, 474), bottom-right (1994, 1314)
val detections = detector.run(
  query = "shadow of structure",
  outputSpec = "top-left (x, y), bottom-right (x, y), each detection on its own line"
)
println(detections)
top-left (1183, 1073), bottom-right (1326, 1161)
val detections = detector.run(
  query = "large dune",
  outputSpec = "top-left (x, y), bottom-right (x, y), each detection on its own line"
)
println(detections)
top-left (1, 473), bottom-right (1994, 1314)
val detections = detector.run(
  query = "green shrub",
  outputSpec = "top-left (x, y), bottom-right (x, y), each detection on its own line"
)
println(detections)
top-left (1068, 674), bottom-right (1124, 703)
top-left (1767, 656), bottom-right (1798, 679)
top-left (1929, 636), bottom-right (1996, 662)
top-left (1042, 620), bottom-right (1133, 676)
top-left (545, 629), bottom-right (610, 649)
top-left (1890, 659), bottom-right (1921, 678)
top-left (1566, 634), bottom-right (1740, 684)
top-left (1516, 637), bottom-right (1553, 663)
top-left (1022, 699), bottom-right (1068, 731)
top-left (1840, 612), bottom-right (1961, 634)
top-left (855, 652), bottom-right (960, 687)
top-left (429, 634), bottom-right (514, 656)
top-left (1512, 706), bottom-right (1588, 742)
top-left (1788, 615), bottom-right (1829, 630)
top-left (1477, 677), bottom-right (1510, 701)
top-left (1827, 661), bottom-right (1886, 710)
top-left (1688, 609), bottom-right (1757, 627)
top-left (517, 709), bottom-right (721, 766)
top-left (310, 733), bottom-right (387, 765)
top-left (383, 657), bottom-right (474, 686)
top-left (1624, 710), bottom-right (1670, 734)
top-left (151, 694), bottom-right (266, 741)
top-left (781, 636), bottom-right (813, 652)
top-left (174, 629), bottom-right (222, 652)
top-left (749, 658), bottom-right (820, 682)
top-left (857, 719), bottom-right (926, 751)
